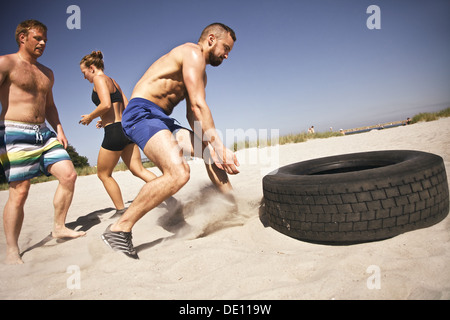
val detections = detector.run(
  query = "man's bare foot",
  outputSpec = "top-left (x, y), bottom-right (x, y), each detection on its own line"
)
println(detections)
top-left (5, 247), bottom-right (24, 265)
top-left (52, 226), bottom-right (86, 239)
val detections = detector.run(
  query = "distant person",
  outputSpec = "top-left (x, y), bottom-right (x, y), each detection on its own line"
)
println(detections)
top-left (406, 117), bottom-right (411, 125)
top-left (308, 126), bottom-right (315, 134)
top-left (102, 23), bottom-right (240, 259)
top-left (0, 20), bottom-right (85, 264)
top-left (79, 51), bottom-right (157, 218)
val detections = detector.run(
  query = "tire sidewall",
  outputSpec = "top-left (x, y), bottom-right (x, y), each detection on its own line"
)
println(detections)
top-left (263, 150), bottom-right (442, 188)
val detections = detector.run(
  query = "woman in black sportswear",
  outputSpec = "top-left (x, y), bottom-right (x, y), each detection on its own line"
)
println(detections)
top-left (80, 51), bottom-right (156, 217)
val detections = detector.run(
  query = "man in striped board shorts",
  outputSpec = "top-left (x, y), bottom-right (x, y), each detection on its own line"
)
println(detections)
top-left (0, 20), bottom-right (85, 264)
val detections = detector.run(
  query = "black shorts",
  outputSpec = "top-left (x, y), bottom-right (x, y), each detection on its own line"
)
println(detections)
top-left (101, 122), bottom-right (133, 151)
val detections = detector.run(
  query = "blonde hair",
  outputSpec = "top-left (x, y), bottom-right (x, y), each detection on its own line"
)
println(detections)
top-left (80, 50), bottom-right (104, 71)
top-left (15, 19), bottom-right (47, 46)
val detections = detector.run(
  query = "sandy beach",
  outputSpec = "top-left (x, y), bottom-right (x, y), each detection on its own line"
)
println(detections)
top-left (0, 117), bottom-right (449, 300)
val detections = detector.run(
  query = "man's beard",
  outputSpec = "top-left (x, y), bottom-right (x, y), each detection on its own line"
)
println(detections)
top-left (209, 52), bottom-right (223, 67)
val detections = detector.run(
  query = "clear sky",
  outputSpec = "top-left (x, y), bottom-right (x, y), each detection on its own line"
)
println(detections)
top-left (1, 0), bottom-right (449, 165)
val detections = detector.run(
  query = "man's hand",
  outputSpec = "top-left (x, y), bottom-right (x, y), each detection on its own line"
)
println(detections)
top-left (210, 144), bottom-right (240, 175)
top-left (56, 129), bottom-right (69, 149)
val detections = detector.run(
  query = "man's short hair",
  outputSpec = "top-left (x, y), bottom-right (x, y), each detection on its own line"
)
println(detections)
top-left (198, 23), bottom-right (236, 43)
top-left (15, 19), bottom-right (47, 46)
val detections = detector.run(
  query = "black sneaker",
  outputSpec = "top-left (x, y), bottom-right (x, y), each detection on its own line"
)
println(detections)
top-left (101, 224), bottom-right (139, 259)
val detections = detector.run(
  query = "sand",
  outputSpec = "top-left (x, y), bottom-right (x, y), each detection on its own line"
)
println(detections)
top-left (0, 117), bottom-right (449, 300)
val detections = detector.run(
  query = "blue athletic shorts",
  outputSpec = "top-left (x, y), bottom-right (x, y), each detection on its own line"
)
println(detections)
top-left (122, 98), bottom-right (186, 151)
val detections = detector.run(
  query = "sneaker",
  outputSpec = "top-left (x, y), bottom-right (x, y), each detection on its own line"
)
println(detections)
top-left (101, 224), bottom-right (139, 259)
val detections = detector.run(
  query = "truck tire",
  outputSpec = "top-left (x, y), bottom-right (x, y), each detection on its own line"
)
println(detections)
top-left (262, 150), bottom-right (449, 244)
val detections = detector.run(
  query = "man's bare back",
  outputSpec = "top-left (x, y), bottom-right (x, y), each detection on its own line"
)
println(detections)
top-left (131, 43), bottom-right (203, 115)
top-left (127, 25), bottom-right (235, 168)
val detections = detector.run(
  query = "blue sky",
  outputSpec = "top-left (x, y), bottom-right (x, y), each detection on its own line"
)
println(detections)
top-left (1, 0), bottom-right (449, 165)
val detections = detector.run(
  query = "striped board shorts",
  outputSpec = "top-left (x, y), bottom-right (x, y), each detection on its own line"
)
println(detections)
top-left (0, 120), bottom-right (71, 183)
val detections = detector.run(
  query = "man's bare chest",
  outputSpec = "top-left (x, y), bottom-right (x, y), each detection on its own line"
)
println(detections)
top-left (9, 64), bottom-right (51, 95)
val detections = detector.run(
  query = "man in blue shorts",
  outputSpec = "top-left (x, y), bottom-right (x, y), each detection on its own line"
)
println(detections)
top-left (102, 23), bottom-right (240, 259)
top-left (0, 20), bottom-right (85, 264)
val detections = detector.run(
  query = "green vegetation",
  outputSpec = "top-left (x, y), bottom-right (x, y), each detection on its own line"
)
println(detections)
top-left (410, 107), bottom-right (450, 124)
top-left (232, 130), bottom-right (342, 152)
top-left (66, 145), bottom-right (90, 168)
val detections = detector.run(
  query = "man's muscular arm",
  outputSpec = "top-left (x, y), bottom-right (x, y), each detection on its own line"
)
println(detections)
top-left (183, 45), bottom-right (239, 174)
top-left (0, 56), bottom-right (7, 87)
top-left (0, 56), bottom-right (13, 119)
top-left (44, 70), bottom-right (69, 149)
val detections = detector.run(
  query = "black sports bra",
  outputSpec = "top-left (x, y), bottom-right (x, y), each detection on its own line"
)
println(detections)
top-left (92, 78), bottom-right (123, 106)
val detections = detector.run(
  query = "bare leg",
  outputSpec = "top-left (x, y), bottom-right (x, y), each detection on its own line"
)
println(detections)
top-left (3, 180), bottom-right (30, 264)
top-left (97, 147), bottom-right (125, 210)
top-left (174, 129), bottom-right (233, 193)
top-left (121, 143), bottom-right (157, 183)
top-left (47, 160), bottom-right (85, 238)
top-left (111, 130), bottom-right (190, 233)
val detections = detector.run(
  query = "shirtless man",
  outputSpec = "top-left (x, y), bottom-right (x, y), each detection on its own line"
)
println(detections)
top-left (102, 23), bottom-right (239, 259)
top-left (0, 20), bottom-right (85, 264)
